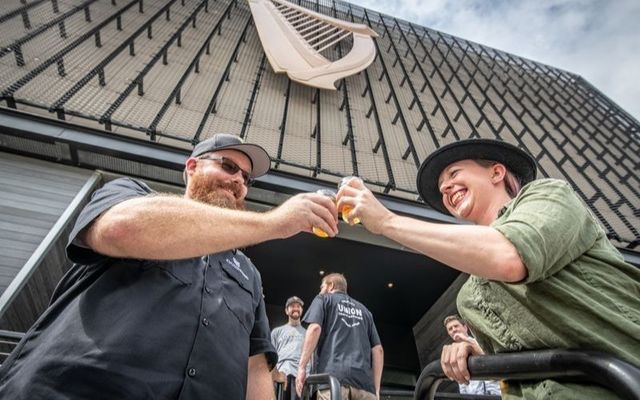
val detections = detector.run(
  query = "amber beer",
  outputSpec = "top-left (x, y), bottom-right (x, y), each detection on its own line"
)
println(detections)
top-left (338, 177), bottom-right (361, 225)
top-left (312, 189), bottom-right (336, 238)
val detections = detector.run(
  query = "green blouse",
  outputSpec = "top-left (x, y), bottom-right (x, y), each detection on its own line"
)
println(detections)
top-left (457, 179), bottom-right (640, 399)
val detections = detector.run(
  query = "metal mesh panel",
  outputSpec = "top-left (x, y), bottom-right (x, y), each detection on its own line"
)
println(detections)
top-left (76, 149), bottom-right (183, 183)
top-left (0, 132), bottom-right (71, 160)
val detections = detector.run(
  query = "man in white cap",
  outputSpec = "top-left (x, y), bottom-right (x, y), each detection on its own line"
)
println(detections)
top-left (0, 134), bottom-right (339, 400)
top-left (271, 296), bottom-right (307, 400)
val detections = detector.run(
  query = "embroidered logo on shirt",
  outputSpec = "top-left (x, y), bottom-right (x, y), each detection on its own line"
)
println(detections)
top-left (226, 257), bottom-right (249, 280)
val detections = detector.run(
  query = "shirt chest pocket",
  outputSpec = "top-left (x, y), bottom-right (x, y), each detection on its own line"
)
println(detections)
top-left (140, 258), bottom-right (199, 285)
top-left (220, 261), bottom-right (256, 334)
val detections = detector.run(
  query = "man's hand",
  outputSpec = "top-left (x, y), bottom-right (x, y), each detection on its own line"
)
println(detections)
top-left (440, 341), bottom-right (481, 385)
top-left (452, 332), bottom-right (485, 355)
top-left (336, 178), bottom-right (395, 234)
top-left (268, 192), bottom-right (339, 239)
top-left (272, 369), bottom-right (287, 390)
top-left (453, 332), bottom-right (472, 343)
top-left (295, 366), bottom-right (307, 397)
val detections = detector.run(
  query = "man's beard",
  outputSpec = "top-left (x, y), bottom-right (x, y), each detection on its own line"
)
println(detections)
top-left (187, 171), bottom-right (246, 210)
top-left (289, 312), bottom-right (300, 320)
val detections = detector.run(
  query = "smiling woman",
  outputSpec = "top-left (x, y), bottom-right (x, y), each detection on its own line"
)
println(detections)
top-left (335, 138), bottom-right (640, 400)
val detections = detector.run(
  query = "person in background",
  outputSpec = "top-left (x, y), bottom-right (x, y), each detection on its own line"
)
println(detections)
top-left (443, 315), bottom-right (500, 396)
top-left (296, 273), bottom-right (384, 400)
top-left (272, 296), bottom-right (307, 400)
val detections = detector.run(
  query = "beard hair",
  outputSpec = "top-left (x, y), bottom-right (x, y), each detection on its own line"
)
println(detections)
top-left (187, 170), bottom-right (246, 210)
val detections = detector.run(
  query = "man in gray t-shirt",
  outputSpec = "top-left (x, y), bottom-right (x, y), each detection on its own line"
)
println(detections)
top-left (271, 296), bottom-right (307, 400)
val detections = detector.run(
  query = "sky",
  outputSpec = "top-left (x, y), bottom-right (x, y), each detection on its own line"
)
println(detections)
top-left (352, 0), bottom-right (640, 122)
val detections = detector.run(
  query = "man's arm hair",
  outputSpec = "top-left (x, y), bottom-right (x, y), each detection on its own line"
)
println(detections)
top-left (83, 190), bottom-right (339, 260)
top-left (83, 195), bottom-right (281, 260)
top-left (371, 344), bottom-right (384, 397)
top-left (246, 353), bottom-right (275, 400)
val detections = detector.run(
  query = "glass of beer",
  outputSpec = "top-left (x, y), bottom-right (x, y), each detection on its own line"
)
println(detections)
top-left (312, 189), bottom-right (336, 238)
top-left (338, 177), bottom-right (361, 225)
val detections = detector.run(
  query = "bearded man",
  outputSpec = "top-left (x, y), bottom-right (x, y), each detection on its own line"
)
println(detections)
top-left (271, 296), bottom-right (307, 400)
top-left (0, 134), bottom-right (339, 400)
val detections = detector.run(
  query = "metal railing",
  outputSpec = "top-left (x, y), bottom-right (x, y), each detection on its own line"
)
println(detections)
top-left (414, 350), bottom-right (640, 400)
top-left (301, 373), bottom-right (342, 400)
top-left (0, 330), bottom-right (23, 365)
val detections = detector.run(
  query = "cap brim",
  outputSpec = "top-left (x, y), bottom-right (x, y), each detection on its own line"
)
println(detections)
top-left (416, 139), bottom-right (537, 215)
top-left (213, 143), bottom-right (271, 178)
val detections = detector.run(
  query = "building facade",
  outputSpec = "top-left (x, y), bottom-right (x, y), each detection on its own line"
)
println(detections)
top-left (0, 0), bottom-right (638, 389)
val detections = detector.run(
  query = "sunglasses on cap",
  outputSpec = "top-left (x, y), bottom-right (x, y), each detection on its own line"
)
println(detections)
top-left (198, 156), bottom-right (255, 187)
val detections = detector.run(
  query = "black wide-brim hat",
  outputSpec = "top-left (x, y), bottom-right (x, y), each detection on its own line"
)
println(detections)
top-left (416, 139), bottom-right (537, 215)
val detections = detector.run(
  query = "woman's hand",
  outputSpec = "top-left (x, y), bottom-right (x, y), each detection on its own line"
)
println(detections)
top-left (336, 177), bottom-right (395, 235)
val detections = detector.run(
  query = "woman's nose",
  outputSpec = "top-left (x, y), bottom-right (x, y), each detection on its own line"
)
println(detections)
top-left (440, 179), bottom-right (452, 194)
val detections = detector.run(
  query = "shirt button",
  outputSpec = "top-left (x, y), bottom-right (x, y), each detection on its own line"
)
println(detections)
top-left (202, 318), bottom-right (209, 326)
top-left (188, 368), bottom-right (197, 377)
top-left (205, 287), bottom-right (212, 294)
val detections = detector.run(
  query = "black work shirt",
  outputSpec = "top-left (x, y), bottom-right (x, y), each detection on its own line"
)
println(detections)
top-left (0, 178), bottom-right (276, 400)
top-left (302, 292), bottom-right (381, 394)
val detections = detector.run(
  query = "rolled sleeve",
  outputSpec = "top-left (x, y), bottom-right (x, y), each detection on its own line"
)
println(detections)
top-left (369, 317), bottom-right (381, 347)
top-left (66, 178), bottom-right (152, 264)
top-left (249, 293), bottom-right (277, 369)
top-left (247, 268), bottom-right (277, 368)
top-left (492, 179), bottom-right (599, 283)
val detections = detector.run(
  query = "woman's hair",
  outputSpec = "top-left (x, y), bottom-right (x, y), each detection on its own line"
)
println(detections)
top-left (474, 159), bottom-right (523, 198)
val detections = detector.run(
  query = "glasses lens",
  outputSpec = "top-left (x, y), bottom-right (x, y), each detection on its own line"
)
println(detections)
top-left (221, 158), bottom-right (253, 186)
top-left (199, 156), bottom-right (253, 187)
top-left (220, 158), bottom-right (239, 174)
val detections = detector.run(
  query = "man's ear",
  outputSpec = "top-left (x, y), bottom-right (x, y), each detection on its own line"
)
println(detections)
top-left (184, 157), bottom-right (198, 182)
top-left (491, 163), bottom-right (507, 184)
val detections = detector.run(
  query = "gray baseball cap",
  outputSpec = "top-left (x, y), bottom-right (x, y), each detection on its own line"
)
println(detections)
top-left (191, 133), bottom-right (271, 178)
top-left (285, 296), bottom-right (304, 307)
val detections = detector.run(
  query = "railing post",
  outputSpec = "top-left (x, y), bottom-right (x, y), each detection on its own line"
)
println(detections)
top-left (301, 373), bottom-right (341, 400)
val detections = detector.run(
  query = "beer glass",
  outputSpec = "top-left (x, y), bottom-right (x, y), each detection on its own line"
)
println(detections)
top-left (312, 189), bottom-right (336, 238)
top-left (338, 177), bottom-right (361, 225)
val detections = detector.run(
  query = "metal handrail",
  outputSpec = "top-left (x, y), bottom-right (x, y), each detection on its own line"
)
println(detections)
top-left (414, 350), bottom-right (640, 400)
top-left (301, 373), bottom-right (341, 400)
top-left (0, 330), bottom-right (23, 365)
top-left (275, 381), bottom-right (284, 400)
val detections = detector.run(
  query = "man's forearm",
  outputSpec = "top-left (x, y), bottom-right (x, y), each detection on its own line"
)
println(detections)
top-left (85, 195), bottom-right (280, 260)
top-left (247, 354), bottom-right (275, 400)
top-left (298, 324), bottom-right (321, 371)
top-left (381, 215), bottom-right (526, 282)
top-left (371, 345), bottom-right (384, 396)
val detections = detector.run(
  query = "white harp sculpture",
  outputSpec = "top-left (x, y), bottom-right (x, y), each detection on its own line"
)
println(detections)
top-left (248, 0), bottom-right (378, 90)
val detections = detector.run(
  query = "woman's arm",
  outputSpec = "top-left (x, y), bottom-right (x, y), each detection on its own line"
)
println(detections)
top-left (337, 181), bottom-right (525, 282)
